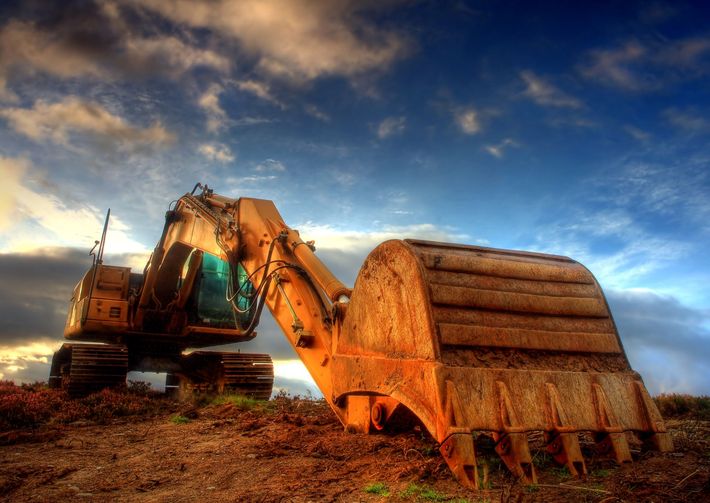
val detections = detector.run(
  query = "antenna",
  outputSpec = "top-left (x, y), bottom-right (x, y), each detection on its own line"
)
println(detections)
top-left (84, 209), bottom-right (111, 324)
top-left (97, 209), bottom-right (110, 265)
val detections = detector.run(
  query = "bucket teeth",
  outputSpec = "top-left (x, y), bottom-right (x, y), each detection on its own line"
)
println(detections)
top-left (594, 432), bottom-right (632, 464)
top-left (493, 381), bottom-right (537, 483)
top-left (544, 383), bottom-right (587, 477)
top-left (545, 432), bottom-right (586, 478)
top-left (439, 430), bottom-right (478, 489)
top-left (493, 432), bottom-right (537, 483)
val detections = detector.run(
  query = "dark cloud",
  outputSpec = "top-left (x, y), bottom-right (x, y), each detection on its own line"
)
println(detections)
top-left (0, 247), bottom-right (88, 345)
top-left (0, 0), bottom-right (228, 99)
top-left (607, 289), bottom-right (710, 394)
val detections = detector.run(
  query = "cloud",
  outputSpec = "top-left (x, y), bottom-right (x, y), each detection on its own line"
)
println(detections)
top-left (579, 36), bottom-right (710, 91)
top-left (624, 125), bottom-right (651, 141)
top-left (520, 71), bottom-right (583, 108)
top-left (198, 83), bottom-right (228, 132)
top-left (520, 70), bottom-right (583, 108)
top-left (580, 41), bottom-right (648, 90)
top-left (377, 116), bottom-right (406, 139)
top-left (0, 248), bottom-right (95, 348)
top-left (607, 288), bottom-right (710, 395)
top-left (663, 108), bottom-right (710, 132)
top-left (254, 159), bottom-right (286, 172)
top-left (304, 104), bottom-right (330, 122)
top-left (296, 222), bottom-right (469, 255)
top-left (527, 159), bottom-right (710, 290)
top-left (131, 0), bottom-right (410, 83)
top-left (0, 97), bottom-right (174, 152)
top-left (0, 247), bottom-right (149, 383)
top-left (0, 156), bottom-right (29, 230)
top-left (198, 143), bottom-right (235, 163)
top-left (0, 157), bottom-right (149, 255)
top-left (0, 9), bottom-right (229, 99)
top-left (234, 79), bottom-right (284, 107)
top-left (454, 107), bottom-right (481, 134)
top-left (484, 138), bottom-right (519, 158)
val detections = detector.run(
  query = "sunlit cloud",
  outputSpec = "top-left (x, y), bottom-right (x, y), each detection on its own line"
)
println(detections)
top-left (454, 107), bottom-right (481, 134)
top-left (579, 36), bottom-right (710, 91)
top-left (520, 71), bottom-right (583, 108)
top-left (296, 222), bottom-right (470, 253)
top-left (0, 97), bottom-right (174, 152)
top-left (254, 159), bottom-right (286, 172)
top-left (198, 83), bottom-right (228, 132)
top-left (198, 143), bottom-right (235, 163)
top-left (377, 116), bottom-right (406, 139)
top-left (304, 104), bottom-right (330, 122)
top-left (0, 13), bottom-right (229, 100)
top-left (0, 157), bottom-right (148, 255)
top-left (132, 0), bottom-right (410, 83)
top-left (484, 138), bottom-right (519, 158)
top-left (234, 79), bottom-right (284, 108)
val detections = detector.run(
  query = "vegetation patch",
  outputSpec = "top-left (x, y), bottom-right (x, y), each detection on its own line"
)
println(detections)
top-left (170, 415), bottom-right (191, 425)
top-left (0, 380), bottom-right (173, 431)
top-left (399, 483), bottom-right (448, 501)
top-left (654, 394), bottom-right (710, 420)
top-left (364, 482), bottom-right (390, 496)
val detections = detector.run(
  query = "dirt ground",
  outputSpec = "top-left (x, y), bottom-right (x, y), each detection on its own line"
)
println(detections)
top-left (1, 399), bottom-right (708, 503)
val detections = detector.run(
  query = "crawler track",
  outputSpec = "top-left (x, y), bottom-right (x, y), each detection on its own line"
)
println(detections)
top-left (220, 353), bottom-right (274, 400)
top-left (49, 343), bottom-right (128, 396)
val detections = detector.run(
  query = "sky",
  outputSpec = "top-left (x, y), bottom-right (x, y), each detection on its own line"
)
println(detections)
top-left (0, 0), bottom-right (709, 396)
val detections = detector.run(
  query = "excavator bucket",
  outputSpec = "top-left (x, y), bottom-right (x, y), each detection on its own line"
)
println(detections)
top-left (332, 239), bottom-right (671, 488)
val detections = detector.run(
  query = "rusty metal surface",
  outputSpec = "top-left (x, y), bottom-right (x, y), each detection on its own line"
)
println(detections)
top-left (333, 239), bottom-right (671, 488)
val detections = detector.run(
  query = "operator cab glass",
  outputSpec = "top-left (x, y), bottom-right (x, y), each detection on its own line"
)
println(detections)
top-left (194, 253), bottom-right (254, 329)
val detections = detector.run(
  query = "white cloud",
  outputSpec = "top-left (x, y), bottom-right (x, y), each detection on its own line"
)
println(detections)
top-left (198, 143), bottom-right (235, 163)
top-left (0, 97), bottom-right (174, 151)
top-left (296, 222), bottom-right (469, 254)
top-left (376, 116), bottom-right (406, 139)
top-left (0, 157), bottom-right (148, 255)
top-left (484, 138), bottom-right (519, 158)
top-left (254, 159), bottom-right (286, 172)
top-left (520, 70), bottom-right (583, 108)
top-left (131, 0), bottom-right (409, 83)
top-left (0, 156), bottom-right (28, 231)
top-left (454, 107), bottom-right (481, 134)
top-left (529, 209), bottom-right (690, 290)
top-left (198, 83), bottom-right (227, 132)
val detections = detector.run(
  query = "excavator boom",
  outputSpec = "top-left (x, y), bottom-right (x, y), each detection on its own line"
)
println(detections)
top-left (52, 185), bottom-right (671, 489)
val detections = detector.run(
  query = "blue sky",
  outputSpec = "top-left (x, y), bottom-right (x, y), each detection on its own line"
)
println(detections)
top-left (0, 0), bottom-right (709, 395)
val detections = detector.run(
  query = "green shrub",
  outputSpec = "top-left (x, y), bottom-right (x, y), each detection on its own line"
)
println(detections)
top-left (364, 482), bottom-right (390, 496)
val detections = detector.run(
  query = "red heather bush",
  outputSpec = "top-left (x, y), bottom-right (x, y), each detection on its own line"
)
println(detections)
top-left (0, 381), bottom-right (165, 431)
top-left (0, 382), bottom-right (66, 430)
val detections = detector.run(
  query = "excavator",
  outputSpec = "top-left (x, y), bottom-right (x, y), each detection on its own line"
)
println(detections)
top-left (50, 184), bottom-right (672, 489)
